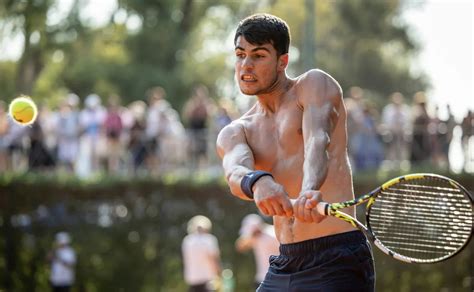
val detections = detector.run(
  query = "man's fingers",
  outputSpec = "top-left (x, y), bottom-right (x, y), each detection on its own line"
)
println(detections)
top-left (271, 202), bottom-right (285, 216)
top-left (258, 204), bottom-right (271, 216)
top-left (304, 204), bottom-right (313, 222)
top-left (310, 208), bottom-right (325, 223)
top-left (303, 192), bottom-right (320, 209)
top-left (296, 197), bottom-right (307, 222)
top-left (266, 204), bottom-right (278, 216)
top-left (292, 198), bottom-right (300, 220)
top-left (305, 198), bottom-right (318, 209)
top-left (282, 199), bottom-right (294, 217)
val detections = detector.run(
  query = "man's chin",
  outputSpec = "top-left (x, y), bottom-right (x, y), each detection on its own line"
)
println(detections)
top-left (239, 87), bottom-right (259, 96)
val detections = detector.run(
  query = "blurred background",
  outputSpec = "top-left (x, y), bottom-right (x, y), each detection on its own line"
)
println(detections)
top-left (0, 0), bottom-right (472, 291)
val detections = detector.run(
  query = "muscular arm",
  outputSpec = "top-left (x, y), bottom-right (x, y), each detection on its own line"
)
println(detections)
top-left (294, 70), bottom-right (342, 221)
top-left (301, 71), bottom-right (341, 191)
top-left (217, 122), bottom-right (293, 216)
top-left (216, 122), bottom-right (255, 200)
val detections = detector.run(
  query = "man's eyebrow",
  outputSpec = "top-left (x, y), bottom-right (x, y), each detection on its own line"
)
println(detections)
top-left (235, 46), bottom-right (271, 53)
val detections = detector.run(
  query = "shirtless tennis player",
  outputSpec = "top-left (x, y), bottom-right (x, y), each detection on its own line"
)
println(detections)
top-left (216, 14), bottom-right (375, 291)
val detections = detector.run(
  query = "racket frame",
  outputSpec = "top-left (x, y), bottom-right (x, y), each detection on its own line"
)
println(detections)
top-left (319, 173), bottom-right (474, 264)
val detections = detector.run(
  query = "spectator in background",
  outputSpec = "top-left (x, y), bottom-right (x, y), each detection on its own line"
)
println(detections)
top-left (380, 92), bottom-right (411, 170)
top-left (39, 104), bottom-right (59, 162)
top-left (2, 118), bottom-right (29, 172)
top-left (127, 100), bottom-right (147, 175)
top-left (461, 110), bottom-right (473, 170)
top-left (159, 102), bottom-right (187, 172)
top-left (214, 105), bottom-right (232, 133)
top-left (182, 215), bottom-right (221, 292)
top-left (410, 92), bottom-right (432, 166)
top-left (442, 105), bottom-right (456, 168)
top-left (56, 94), bottom-right (80, 172)
top-left (103, 95), bottom-right (123, 174)
top-left (28, 111), bottom-right (56, 170)
top-left (235, 214), bottom-right (279, 289)
top-left (77, 94), bottom-right (106, 177)
top-left (345, 86), bottom-right (366, 171)
top-left (0, 101), bottom-right (9, 172)
top-left (48, 232), bottom-right (76, 292)
top-left (346, 87), bottom-right (383, 171)
top-left (183, 85), bottom-right (212, 171)
top-left (145, 87), bottom-right (168, 176)
top-left (431, 105), bottom-right (456, 170)
top-left (354, 102), bottom-right (384, 170)
top-left (207, 104), bottom-right (234, 168)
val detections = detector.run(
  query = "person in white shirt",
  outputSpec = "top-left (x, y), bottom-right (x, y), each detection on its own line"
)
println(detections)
top-left (235, 214), bottom-right (280, 289)
top-left (48, 232), bottom-right (76, 292)
top-left (77, 94), bottom-right (106, 177)
top-left (381, 92), bottom-right (411, 170)
top-left (182, 215), bottom-right (221, 292)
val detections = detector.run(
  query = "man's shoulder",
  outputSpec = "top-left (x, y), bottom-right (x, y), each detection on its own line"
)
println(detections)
top-left (217, 111), bottom-right (256, 140)
top-left (296, 69), bottom-right (337, 85)
top-left (294, 69), bottom-right (342, 104)
top-left (218, 119), bottom-right (244, 139)
top-left (216, 119), bottom-right (249, 157)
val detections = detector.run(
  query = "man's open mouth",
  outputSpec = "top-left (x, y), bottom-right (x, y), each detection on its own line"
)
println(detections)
top-left (241, 74), bottom-right (257, 82)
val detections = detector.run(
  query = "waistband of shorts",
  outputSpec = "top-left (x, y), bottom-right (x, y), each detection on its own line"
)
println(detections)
top-left (279, 230), bottom-right (367, 256)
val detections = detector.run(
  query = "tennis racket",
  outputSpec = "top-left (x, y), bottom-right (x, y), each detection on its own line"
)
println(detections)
top-left (316, 173), bottom-right (473, 264)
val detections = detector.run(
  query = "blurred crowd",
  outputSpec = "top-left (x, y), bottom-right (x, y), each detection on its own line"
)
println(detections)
top-left (0, 86), bottom-right (473, 177)
top-left (0, 85), bottom-right (234, 178)
top-left (345, 87), bottom-right (473, 173)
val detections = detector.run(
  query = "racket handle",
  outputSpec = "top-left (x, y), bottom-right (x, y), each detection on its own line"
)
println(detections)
top-left (317, 202), bottom-right (329, 216)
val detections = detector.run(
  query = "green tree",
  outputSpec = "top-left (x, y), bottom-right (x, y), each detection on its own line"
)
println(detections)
top-left (267, 0), bottom-right (428, 101)
top-left (0, 0), bottom-right (50, 95)
top-left (0, 0), bottom-right (428, 111)
top-left (115, 0), bottom-right (238, 109)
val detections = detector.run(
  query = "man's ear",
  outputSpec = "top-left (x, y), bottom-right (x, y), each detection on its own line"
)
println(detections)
top-left (278, 53), bottom-right (289, 71)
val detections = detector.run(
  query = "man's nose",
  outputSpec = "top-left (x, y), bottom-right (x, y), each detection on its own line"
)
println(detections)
top-left (241, 56), bottom-right (253, 69)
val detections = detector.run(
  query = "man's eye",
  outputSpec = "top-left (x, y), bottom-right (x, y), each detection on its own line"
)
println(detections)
top-left (236, 54), bottom-right (245, 59)
top-left (255, 54), bottom-right (264, 59)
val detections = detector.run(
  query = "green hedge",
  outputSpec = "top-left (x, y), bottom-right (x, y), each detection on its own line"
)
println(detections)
top-left (0, 172), bottom-right (472, 291)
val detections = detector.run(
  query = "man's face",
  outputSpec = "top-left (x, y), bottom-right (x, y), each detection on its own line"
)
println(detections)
top-left (234, 36), bottom-right (286, 95)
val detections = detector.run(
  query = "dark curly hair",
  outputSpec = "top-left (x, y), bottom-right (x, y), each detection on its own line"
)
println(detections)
top-left (234, 13), bottom-right (290, 57)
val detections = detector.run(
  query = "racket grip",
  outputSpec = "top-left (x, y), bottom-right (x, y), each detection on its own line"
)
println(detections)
top-left (316, 202), bottom-right (329, 216)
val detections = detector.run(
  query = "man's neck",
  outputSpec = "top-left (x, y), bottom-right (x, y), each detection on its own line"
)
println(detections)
top-left (256, 73), bottom-right (293, 114)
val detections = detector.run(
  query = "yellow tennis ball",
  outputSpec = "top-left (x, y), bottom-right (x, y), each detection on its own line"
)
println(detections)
top-left (8, 96), bottom-right (38, 126)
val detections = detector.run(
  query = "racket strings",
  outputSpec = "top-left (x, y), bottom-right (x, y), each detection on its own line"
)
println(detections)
top-left (368, 177), bottom-right (473, 262)
top-left (369, 197), bottom-right (472, 225)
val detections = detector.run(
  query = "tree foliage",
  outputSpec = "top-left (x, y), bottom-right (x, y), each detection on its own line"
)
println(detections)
top-left (267, 0), bottom-right (427, 98)
top-left (1, 0), bottom-right (428, 111)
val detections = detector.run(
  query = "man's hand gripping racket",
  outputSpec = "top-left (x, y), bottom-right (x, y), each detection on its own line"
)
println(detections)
top-left (310, 174), bottom-right (473, 264)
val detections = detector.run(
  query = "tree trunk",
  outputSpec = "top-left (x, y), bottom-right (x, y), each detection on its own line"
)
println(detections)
top-left (301, 0), bottom-right (316, 72)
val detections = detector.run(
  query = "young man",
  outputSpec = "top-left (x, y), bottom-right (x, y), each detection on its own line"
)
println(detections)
top-left (216, 13), bottom-right (375, 291)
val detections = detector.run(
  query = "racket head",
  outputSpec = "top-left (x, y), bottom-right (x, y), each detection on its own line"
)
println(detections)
top-left (366, 173), bottom-right (473, 264)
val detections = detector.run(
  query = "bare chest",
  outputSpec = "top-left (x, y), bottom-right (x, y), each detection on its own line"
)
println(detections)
top-left (244, 106), bottom-right (304, 172)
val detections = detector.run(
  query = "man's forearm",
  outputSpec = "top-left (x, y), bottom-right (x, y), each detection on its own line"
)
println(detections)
top-left (301, 134), bottom-right (329, 192)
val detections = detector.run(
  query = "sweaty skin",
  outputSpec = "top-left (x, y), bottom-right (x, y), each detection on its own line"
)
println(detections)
top-left (217, 36), bottom-right (356, 244)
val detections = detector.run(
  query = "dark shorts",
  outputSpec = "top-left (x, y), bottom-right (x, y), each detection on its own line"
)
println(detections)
top-left (257, 230), bottom-right (375, 292)
top-left (188, 283), bottom-right (210, 292)
top-left (51, 285), bottom-right (71, 292)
